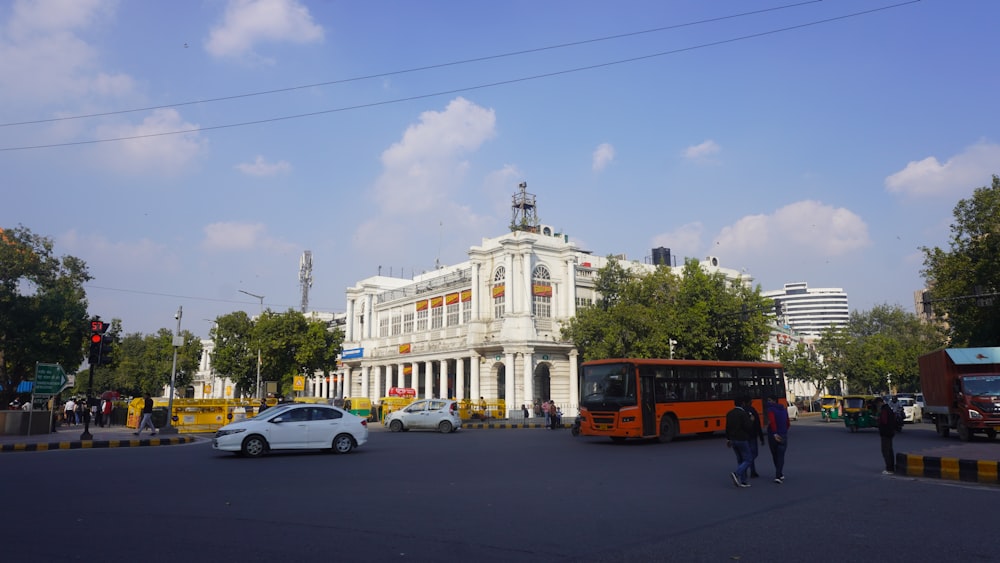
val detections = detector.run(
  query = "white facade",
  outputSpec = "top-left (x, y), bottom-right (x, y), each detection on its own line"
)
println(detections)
top-left (763, 282), bottom-right (850, 338)
top-left (337, 225), bottom-right (748, 417)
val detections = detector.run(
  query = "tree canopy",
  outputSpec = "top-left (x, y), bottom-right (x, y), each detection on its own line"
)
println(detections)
top-left (0, 225), bottom-right (91, 402)
top-left (562, 257), bottom-right (773, 362)
top-left (921, 174), bottom-right (1000, 346)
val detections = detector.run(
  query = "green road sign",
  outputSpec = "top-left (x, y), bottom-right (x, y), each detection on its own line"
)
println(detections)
top-left (34, 363), bottom-right (69, 395)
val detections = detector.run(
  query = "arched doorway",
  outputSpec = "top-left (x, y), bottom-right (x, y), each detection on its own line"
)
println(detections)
top-left (533, 363), bottom-right (551, 414)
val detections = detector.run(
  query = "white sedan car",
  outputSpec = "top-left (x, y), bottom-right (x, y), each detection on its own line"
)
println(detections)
top-left (897, 397), bottom-right (922, 423)
top-left (213, 403), bottom-right (368, 457)
top-left (786, 403), bottom-right (799, 421)
top-left (383, 399), bottom-right (462, 433)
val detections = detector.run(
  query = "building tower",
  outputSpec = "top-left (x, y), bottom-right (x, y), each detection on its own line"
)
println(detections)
top-left (299, 250), bottom-right (313, 313)
top-left (510, 181), bottom-right (539, 233)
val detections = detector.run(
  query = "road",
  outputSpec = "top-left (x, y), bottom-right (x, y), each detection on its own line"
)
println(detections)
top-left (2, 417), bottom-right (997, 562)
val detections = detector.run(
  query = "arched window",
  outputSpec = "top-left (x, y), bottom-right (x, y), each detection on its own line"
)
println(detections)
top-left (532, 265), bottom-right (552, 318)
top-left (493, 266), bottom-right (506, 319)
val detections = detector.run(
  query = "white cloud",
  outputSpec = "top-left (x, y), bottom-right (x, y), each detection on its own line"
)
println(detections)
top-left (60, 229), bottom-right (180, 275)
top-left (235, 155), bottom-right (291, 176)
top-left (0, 0), bottom-right (133, 106)
top-left (885, 141), bottom-right (1000, 197)
top-left (714, 200), bottom-right (870, 256)
top-left (93, 109), bottom-right (207, 175)
top-left (592, 142), bottom-right (615, 172)
top-left (372, 97), bottom-right (496, 216)
top-left (201, 222), bottom-right (296, 253)
top-left (206, 0), bottom-right (324, 60)
top-left (683, 139), bottom-right (721, 161)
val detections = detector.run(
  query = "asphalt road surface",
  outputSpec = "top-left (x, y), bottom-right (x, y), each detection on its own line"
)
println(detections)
top-left (3, 417), bottom-right (997, 562)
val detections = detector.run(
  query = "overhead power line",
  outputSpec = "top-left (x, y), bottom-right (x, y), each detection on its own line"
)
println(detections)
top-left (0, 1), bottom-right (921, 152)
top-left (0, 0), bottom-right (822, 129)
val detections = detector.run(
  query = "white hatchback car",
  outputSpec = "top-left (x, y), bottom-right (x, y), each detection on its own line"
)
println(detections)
top-left (896, 397), bottom-right (922, 423)
top-left (213, 403), bottom-right (368, 457)
top-left (384, 399), bottom-right (462, 433)
top-left (786, 403), bottom-right (799, 421)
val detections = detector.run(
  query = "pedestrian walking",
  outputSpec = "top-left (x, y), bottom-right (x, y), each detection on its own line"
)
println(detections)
top-left (134, 393), bottom-right (157, 436)
top-left (521, 404), bottom-right (529, 419)
top-left (746, 399), bottom-right (764, 478)
top-left (64, 398), bottom-right (76, 425)
top-left (102, 398), bottom-right (113, 427)
top-left (725, 396), bottom-right (754, 488)
top-left (875, 397), bottom-right (895, 474)
top-left (550, 401), bottom-right (562, 429)
top-left (542, 400), bottom-right (551, 428)
top-left (765, 396), bottom-right (790, 483)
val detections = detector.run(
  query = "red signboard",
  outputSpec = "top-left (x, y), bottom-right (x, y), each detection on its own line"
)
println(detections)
top-left (388, 387), bottom-right (416, 398)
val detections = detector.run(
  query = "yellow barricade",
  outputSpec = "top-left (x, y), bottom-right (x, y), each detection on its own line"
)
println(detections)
top-left (459, 399), bottom-right (505, 421)
top-left (377, 397), bottom-right (415, 421)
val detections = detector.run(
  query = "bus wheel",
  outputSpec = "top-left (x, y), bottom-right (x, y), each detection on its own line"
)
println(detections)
top-left (658, 416), bottom-right (677, 443)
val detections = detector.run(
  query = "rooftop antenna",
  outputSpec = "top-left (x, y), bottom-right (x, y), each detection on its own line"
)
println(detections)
top-left (299, 250), bottom-right (313, 313)
top-left (510, 181), bottom-right (539, 233)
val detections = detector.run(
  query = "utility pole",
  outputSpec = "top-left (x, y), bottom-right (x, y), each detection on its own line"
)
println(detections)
top-left (161, 306), bottom-right (182, 435)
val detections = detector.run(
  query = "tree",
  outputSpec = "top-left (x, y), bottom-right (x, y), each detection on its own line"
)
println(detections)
top-left (921, 174), bottom-right (1000, 346)
top-left (562, 257), bottom-right (773, 362)
top-left (210, 311), bottom-right (256, 397)
top-left (814, 304), bottom-right (945, 394)
top-left (0, 225), bottom-right (91, 403)
top-left (777, 342), bottom-right (828, 394)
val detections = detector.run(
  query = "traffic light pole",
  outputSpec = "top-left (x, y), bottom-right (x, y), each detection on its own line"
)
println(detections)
top-left (80, 362), bottom-right (95, 440)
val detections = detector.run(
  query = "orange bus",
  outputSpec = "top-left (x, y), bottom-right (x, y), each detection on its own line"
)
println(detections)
top-left (577, 358), bottom-right (787, 442)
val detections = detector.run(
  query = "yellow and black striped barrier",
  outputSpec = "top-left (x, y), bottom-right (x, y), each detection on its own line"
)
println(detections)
top-left (896, 453), bottom-right (1000, 484)
top-left (1, 435), bottom-right (195, 453)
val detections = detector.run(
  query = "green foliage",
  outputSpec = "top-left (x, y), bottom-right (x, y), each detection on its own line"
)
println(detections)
top-left (0, 225), bottom-right (91, 401)
top-left (814, 304), bottom-right (945, 394)
top-left (562, 257), bottom-right (773, 362)
top-left (211, 309), bottom-right (343, 398)
top-left (921, 174), bottom-right (1000, 346)
top-left (777, 342), bottom-right (827, 391)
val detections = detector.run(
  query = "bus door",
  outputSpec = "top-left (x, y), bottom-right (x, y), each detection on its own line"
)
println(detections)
top-left (640, 374), bottom-right (656, 436)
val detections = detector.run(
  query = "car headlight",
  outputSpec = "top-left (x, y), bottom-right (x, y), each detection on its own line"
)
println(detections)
top-left (968, 409), bottom-right (983, 419)
top-left (216, 428), bottom-right (247, 437)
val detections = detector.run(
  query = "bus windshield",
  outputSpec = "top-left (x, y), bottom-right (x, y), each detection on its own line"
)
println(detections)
top-left (580, 363), bottom-right (637, 409)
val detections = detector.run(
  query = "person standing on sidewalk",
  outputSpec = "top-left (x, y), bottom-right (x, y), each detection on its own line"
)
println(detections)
top-left (875, 397), bottom-right (895, 474)
top-left (765, 396), bottom-right (790, 483)
top-left (725, 396), bottom-right (754, 488)
top-left (134, 393), bottom-right (157, 436)
top-left (541, 400), bottom-right (551, 428)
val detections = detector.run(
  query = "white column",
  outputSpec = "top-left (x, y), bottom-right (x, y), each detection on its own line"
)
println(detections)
top-left (522, 251), bottom-right (533, 315)
top-left (471, 355), bottom-right (481, 401)
top-left (504, 351), bottom-right (516, 416)
top-left (569, 349), bottom-right (579, 416)
top-left (439, 359), bottom-right (449, 399)
top-left (361, 365), bottom-right (370, 399)
top-left (423, 361), bottom-right (433, 399)
top-left (456, 357), bottom-right (466, 401)
top-left (384, 365), bottom-right (392, 397)
top-left (565, 257), bottom-right (577, 318)
top-left (346, 298), bottom-right (355, 341)
top-left (364, 294), bottom-right (373, 339)
top-left (523, 351), bottom-right (534, 408)
top-left (471, 262), bottom-right (481, 321)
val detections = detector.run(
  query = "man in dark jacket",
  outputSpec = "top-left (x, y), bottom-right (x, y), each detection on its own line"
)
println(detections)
top-left (745, 400), bottom-right (764, 478)
top-left (765, 396), bottom-right (790, 483)
top-left (725, 397), bottom-right (754, 488)
top-left (876, 397), bottom-right (895, 474)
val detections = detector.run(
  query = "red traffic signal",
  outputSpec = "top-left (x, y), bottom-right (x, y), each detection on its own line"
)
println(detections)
top-left (91, 333), bottom-right (102, 344)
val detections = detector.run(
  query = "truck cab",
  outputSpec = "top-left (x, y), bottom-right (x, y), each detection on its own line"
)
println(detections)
top-left (919, 347), bottom-right (1000, 441)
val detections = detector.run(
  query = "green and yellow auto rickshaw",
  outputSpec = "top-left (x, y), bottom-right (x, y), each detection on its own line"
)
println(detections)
top-left (842, 394), bottom-right (877, 432)
top-left (820, 395), bottom-right (843, 422)
top-left (342, 397), bottom-right (372, 420)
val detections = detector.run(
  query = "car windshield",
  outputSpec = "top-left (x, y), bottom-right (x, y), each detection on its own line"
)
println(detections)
top-left (962, 376), bottom-right (1000, 396)
top-left (897, 398), bottom-right (914, 407)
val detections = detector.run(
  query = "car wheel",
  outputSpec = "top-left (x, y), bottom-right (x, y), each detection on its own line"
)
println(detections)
top-left (389, 420), bottom-right (403, 432)
top-left (332, 433), bottom-right (354, 454)
top-left (241, 435), bottom-right (267, 458)
top-left (438, 420), bottom-right (453, 434)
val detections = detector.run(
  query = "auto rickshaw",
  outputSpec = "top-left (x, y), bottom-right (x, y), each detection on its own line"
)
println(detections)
top-left (819, 395), bottom-right (843, 422)
top-left (342, 397), bottom-right (372, 420)
top-left (842, 394), bottom-right (878, 432)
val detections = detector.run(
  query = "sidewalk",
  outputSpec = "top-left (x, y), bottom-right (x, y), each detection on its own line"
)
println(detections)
top-left (0, 424), bottom-right (197, 453)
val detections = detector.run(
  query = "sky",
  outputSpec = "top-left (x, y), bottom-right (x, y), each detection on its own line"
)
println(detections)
top-left (3, 0), bottom-right (999, 340)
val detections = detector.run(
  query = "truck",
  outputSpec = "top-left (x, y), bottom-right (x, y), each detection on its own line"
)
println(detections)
top-left (919, 347), bottom-right (1000, 441)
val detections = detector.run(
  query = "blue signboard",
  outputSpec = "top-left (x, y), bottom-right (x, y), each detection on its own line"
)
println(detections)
top-left (341, 347), bottom-right (363, 360)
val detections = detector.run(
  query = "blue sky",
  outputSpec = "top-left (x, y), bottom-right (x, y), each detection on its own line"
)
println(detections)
top-left (2, 0), bottom-right (998, 339)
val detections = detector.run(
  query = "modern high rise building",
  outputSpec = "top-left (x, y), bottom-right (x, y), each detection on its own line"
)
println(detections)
top-left (763, 282), bottom-right (850, 337)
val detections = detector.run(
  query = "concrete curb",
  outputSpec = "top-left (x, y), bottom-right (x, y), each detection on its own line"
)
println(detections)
top-left (462, 422), bottom-right (567, 430)
top-left (0, 435), bottom-right (197, 453)
top-left (896, 452), bottom-right (1000, 485)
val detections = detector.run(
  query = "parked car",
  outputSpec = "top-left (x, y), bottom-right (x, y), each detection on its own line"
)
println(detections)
top-left (896, 396), bottom-right (922, 423)
top-left (786, 403), bottom-right (799, 421)
top-left (213, 403), bottom-right (368, 457)
top-left (383, 398), bottom-right (462, 433)
top-left (915, 393), bottom-right (929, 420)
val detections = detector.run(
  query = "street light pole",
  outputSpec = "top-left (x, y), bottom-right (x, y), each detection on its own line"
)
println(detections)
top-left (239, 289), bottom-right (265, 399)
top-left (161, 305), bottom-right (182, 435)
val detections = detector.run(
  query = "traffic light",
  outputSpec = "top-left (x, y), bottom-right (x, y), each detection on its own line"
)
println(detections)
top-left (99, 334), bottom-right (113, 365)
top-left (88, 332), bottom-right (102, 364)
